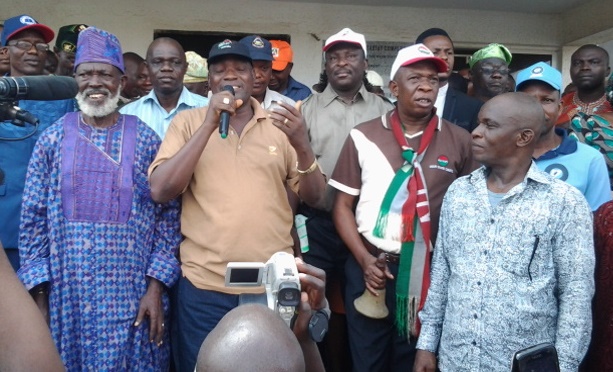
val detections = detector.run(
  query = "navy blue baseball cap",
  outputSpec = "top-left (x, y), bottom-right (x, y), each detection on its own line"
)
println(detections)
top-left (208, 39), bottom-right (252, 65)
top-left (239, 35), bottom-right (273, 62)
top-left (1, 14), bottom-right (54, 46)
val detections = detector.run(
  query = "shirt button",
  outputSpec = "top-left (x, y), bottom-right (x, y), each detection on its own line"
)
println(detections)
top-left (477, 281), bottom-right (481, 286)
top-left (472, 341), bottom-right (477, 346)
top-left (473, 314), bottom-right (478, 319)
top-left (483, 251), bottom-right (487, 255)
top-left (238, 145), bottom-right (242, 150)
top-left (490, 218), bottom-right (495, 223)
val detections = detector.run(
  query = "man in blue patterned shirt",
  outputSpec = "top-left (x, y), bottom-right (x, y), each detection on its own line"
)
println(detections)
top-left (414, 92), bottom-right (594, 372)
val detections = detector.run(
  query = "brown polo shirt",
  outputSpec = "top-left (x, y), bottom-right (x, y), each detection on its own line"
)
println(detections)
top-left (329, 113), bottom-right (477, 251)
top-left (149, 98), bottom-right (298, 293)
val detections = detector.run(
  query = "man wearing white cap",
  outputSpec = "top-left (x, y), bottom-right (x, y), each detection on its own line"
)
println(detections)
top-left (366, 70), bottom-right (385, 96)
top-left (331, 43), bottom-right (476, 371)
top-left (299, 28), bottom-right (393, 368)
top-left (300, 28), bottom-right (393, 277)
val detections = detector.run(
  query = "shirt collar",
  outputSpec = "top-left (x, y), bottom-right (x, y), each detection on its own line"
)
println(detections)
top-left (535, 128), bottom-right (578, 160)
top-left (321, 83), bottom-right (368, 108)
top-left (286, 76), bottom-right (300, 91)
top-left (381, 109), bottom-right (442, 132)
top-left (250, 97), bottom-right (268, 122)
top-left (470, 161), bottom-right (552, 187)
top-left (142, 86), bottom-right (197, 108)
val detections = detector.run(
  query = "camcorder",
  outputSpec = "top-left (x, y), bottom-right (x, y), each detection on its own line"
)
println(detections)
top-left (225, 251), bottom-right (329, 342)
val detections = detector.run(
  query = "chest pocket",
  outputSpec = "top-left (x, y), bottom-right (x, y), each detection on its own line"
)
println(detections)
top-left (500, 235), bottom-right (540, 279)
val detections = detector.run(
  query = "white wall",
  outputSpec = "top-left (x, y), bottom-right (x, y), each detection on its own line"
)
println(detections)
top-left (2, 0), bottom-right (565, 88)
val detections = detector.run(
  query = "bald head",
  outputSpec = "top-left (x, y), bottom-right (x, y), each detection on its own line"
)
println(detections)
top-left (487, 92), bottom-right (545, 132)
top-left (196, 304), bottom-right (305, 372)
top-left (473, 92), bottom-right (545, 167)
top-left (146, 37), bottom-right (185, 61)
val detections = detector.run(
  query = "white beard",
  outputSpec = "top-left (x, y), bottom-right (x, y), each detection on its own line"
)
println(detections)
top-left (76, 85), bottom-right (122, 118)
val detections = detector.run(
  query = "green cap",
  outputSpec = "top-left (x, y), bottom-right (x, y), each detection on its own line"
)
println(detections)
top-left (469, 43), bottom-right (512, 69)
top-left (55, 24), bottom-right (88, 53)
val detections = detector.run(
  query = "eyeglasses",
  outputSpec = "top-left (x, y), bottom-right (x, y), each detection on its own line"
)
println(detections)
top-left (8, 40), bottom-right (49, 52)
top-left (478, 66), bottom-right (509, 76)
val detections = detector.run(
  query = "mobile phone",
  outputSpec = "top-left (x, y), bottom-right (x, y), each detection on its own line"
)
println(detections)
top-left (511, 343), bottom-right (560, 372)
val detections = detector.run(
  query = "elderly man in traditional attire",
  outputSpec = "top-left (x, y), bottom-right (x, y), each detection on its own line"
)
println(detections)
top-left (17, 26), bottom-right (181, 371)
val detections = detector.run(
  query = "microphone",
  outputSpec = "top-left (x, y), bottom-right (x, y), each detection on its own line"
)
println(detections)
top-left (0, 75), bottom-right (78, 101)
top-left (219, 85), bottom-right (235, 139)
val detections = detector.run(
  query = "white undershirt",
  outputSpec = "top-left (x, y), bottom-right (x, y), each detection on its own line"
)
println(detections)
top-left (434, 83), bottom-right (449, 116)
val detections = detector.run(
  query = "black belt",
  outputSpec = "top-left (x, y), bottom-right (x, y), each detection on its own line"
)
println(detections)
top-left (362, 236), bottom-right (400, 265)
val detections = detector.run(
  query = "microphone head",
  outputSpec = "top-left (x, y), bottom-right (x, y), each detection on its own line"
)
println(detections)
top-left (221, 85), bottom-right (235, 95)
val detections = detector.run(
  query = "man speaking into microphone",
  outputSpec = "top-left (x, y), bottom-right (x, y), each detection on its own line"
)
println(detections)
top-left (0, 14), bottom-right (76, 271)
top-left (148, 39), bottom-right (326, 372)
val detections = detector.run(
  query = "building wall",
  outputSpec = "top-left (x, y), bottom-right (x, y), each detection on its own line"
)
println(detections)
top-left (3, 0), bottom-right (564, 88)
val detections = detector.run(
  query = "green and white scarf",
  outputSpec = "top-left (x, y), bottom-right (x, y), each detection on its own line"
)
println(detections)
top-left (373, 109), bottom-right (435, 337)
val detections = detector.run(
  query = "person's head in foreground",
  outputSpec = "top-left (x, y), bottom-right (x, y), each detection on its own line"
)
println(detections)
top-left (472, 92), bottom-right (545, 168)
top-left (196, 303), bottom-right (305, 372)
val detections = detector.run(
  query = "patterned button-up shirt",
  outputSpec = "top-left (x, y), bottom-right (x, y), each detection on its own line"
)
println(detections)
top-left (417, 163), bottom-right (595, 372)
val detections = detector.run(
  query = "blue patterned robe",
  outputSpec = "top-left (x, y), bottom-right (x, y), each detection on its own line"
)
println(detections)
top-left (18, 113), bottom-right (181, 371)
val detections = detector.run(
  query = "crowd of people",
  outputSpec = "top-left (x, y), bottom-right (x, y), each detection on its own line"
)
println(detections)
top-left (1, 11), bottom-right (612, 372)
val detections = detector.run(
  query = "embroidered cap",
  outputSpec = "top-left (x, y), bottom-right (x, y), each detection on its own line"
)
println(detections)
top-left (239, 35), bottom-right (273, 62)
top-left (516, 62), bottom-right (562, 91)
top-left (55, 24), bottom-right (88, 53)
top-left (74, 27), bottom-right (124, 73)
top-left (469, 43), bottom-right (512, 69)
top-left (184, 51), bottom-right (208, 83)
top-left (208, 39), bottom-right (252, 65)
top-left (323, 28), bottom-right (367, 57)
top-left (1, 14), bottom-right (54, 46)
top-left (390, 44), bottom-right (448, 81)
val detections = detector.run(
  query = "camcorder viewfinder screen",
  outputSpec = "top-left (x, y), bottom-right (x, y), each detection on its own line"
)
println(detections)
top-left (230, 268), bottom-right (261, 284)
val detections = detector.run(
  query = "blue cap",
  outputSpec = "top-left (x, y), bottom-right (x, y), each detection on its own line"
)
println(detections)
top-left (516, 62), bottom-right (562, 91)
top-left (1, 14), bottom-right (54, 46)
top-left (239, 35), bottom-right (273, 62)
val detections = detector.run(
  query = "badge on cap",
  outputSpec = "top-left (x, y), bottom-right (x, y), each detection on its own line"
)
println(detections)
top-left (19, 15), bottom-right (36, 25)
top-left (62, 42), bottom-right (76, 53)
top-left (76, 24), bottom-right (88, 32)
top-left (252, 37), bottom-right (265, 49)
top-left (272, 47), bottom-right (279, 58)
top-left (531, 66), bottom-right (543, 76)
top-left (218, 39), bottom-right (232, 50)
top-left (418, 45), bottom-right (431, 54)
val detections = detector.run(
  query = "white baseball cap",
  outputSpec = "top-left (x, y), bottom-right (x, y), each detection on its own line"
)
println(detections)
top-left (323, 28), bottom-right (367, 57)
top-left (366, 70), bottom-right (384, 87)
top-left (390, 43), bottom-right (448, 81)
